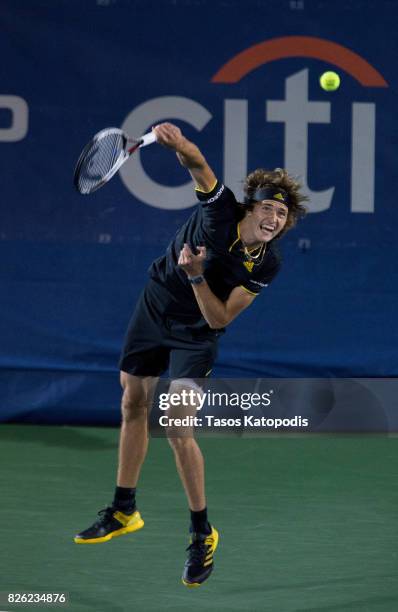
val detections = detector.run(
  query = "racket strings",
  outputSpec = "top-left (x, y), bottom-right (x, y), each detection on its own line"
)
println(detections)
top-left (77, 132), bottom-right (125, 193)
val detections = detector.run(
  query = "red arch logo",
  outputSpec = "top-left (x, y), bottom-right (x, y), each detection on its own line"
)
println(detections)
top-left (211, 36), bottom-right (388, 87)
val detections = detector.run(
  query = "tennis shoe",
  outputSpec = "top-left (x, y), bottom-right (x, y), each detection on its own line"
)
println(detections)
top-left (74, 506), bottom-right (144, 544)
top-left (182, 526), bottom-right (219, 587)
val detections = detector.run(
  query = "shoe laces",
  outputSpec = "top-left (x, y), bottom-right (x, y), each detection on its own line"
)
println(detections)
top-left (186, 535), bottom-right (210, 564)
top-left (96, 506), bottom-right (115, 525)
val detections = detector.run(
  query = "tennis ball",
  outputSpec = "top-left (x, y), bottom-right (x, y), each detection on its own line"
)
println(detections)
top-left (319, 71), bottom-right (340, 91)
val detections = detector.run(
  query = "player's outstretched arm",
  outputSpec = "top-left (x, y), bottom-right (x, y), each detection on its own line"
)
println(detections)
top-left (153, 122), bottom-right (217, 193)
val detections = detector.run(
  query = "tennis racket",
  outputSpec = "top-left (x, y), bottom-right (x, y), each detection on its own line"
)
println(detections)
top-left (73, 127), bottom-right (156, 194)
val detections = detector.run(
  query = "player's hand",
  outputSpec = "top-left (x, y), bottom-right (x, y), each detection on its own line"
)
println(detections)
top-left (178, 243), bottom-right (206, 277)
top-left (152, 122), bottom-right (185, 151)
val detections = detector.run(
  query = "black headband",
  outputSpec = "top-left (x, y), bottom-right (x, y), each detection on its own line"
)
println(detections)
top-left (244, 187), bottom-right (290, 207)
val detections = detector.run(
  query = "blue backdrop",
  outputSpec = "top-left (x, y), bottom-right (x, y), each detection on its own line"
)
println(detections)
top-left (1, 0), bottom-right (397, 423)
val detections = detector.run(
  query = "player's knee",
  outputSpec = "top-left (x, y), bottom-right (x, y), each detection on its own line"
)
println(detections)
top-left (168, 379), bottom-right (202, 402)
top-left (167, 435), bottom-right (195, 453)
top-left (120, 372), bottom-right (153, 422)
top-left (121, 389), bottom-right (148, 422)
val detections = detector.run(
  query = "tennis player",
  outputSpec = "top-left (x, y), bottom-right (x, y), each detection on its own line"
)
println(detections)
top-left (74, 122), bottom-right (307, 587)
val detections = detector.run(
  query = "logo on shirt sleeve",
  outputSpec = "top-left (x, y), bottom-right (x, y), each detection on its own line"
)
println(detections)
top-left (205, 184), bottom-right (225, 204)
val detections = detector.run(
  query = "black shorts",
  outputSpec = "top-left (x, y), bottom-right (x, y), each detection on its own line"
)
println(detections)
top-left (119, 279), bottom-right (219, 379)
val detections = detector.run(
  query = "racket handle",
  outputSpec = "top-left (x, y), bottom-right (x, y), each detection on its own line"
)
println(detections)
top-left (139, 132), bottom-right (157, 147)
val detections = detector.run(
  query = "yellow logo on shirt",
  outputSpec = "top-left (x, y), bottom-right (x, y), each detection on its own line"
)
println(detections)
top-left (243, 261), bottom-right (254, 272)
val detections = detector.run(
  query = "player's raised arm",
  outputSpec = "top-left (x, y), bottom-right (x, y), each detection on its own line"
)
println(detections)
top-left (153, 122), bottom-right (217, 193)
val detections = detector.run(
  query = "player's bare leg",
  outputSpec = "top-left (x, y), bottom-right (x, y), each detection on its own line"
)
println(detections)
top-left (164, 380), bottom-right (206, 508)
top-left (165, 380), bottom-right (219, 587)
top-left (169, 436), bottom-right (206, 510)
top-left (74, 372), bottom-right (157, 544)
top-left (117, 372), bottom-right (158, 487)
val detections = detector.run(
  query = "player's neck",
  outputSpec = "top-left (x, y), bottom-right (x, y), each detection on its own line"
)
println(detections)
top-left (239, 220), bottom-right (263, 250)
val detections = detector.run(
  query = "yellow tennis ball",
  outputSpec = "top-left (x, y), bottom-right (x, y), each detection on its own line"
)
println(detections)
top-left (319, 71), bottom-right (340, 91)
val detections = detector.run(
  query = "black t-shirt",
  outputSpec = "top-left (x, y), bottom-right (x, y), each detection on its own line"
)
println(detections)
top-left (148, 181), bottom-right (281, 330)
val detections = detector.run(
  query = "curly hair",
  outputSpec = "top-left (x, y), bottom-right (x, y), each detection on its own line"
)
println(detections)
top-left (240, 168), bottom-right (308, 238)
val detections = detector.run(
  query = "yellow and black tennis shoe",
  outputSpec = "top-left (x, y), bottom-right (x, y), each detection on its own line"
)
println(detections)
top-left (182, 526), bottom-right (219, 587)
top-left (74, 506), bottom-right (144, 544)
